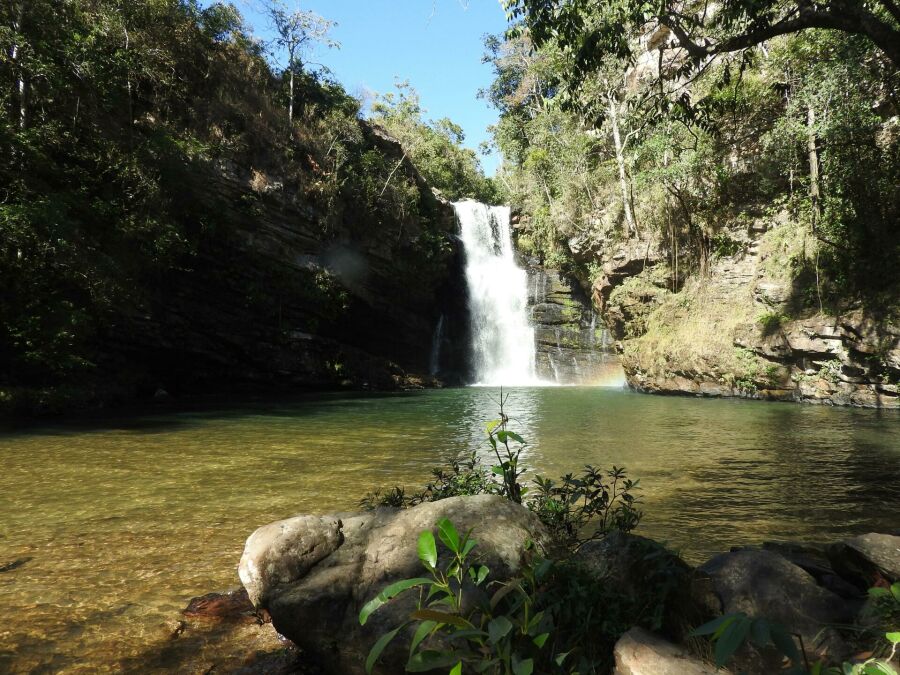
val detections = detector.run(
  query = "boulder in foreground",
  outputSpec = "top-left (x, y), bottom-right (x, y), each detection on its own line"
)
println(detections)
top-left (238, 494), bottom-right (550, 675)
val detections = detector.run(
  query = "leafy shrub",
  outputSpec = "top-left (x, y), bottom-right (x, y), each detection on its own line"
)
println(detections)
top-left (360, 453), bottom-right (495, 510)
top-left (362, 398), bottom-right (642, 551)
top-left (529, 467), bottom-right (642, 552)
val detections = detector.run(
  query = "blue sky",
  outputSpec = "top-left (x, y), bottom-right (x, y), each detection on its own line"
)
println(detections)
top-left (231, 0), bottom-right (510, 175)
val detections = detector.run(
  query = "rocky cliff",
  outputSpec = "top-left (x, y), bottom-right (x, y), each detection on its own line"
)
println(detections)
top-left (583, 216), bottom-right (899, 409)
top-left (70, 124), bottom-right (471, 406)
top-left (525, 264), bottom-right (623, 385)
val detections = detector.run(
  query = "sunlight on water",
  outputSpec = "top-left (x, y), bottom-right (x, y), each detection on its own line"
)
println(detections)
top-left (0, 388), bottom-right (898, 672)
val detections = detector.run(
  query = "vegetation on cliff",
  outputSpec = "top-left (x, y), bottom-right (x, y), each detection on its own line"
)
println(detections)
top-left (0, 0), bottom-right (493, 414)
top-left (485, 1), bottom-right (899, 402)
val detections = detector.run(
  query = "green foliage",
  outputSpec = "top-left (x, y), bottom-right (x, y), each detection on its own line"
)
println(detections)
top-left (360, 453), bottom-right (495, 510)
top-left (692, 612), bottom-right (802, 671)
top-left (371, 81), bottom-right (499, 203)
top-left (504, 0), bottom-right (900, 90)
top-left (487, 6), bottom-right (900, 325)
top-left (0, 0), bottom-right (477, 409)
top-left (692, 588), bottom-right (900, 675)
top-left (529, 466), bottom-right (642, 551)
top-left (360, 518), bottom-right (556, 674)
top-left (758, 312), bottom-right (788, 334)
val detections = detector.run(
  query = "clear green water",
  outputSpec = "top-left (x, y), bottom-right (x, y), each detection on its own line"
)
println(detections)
top-left (1, 387), bottom-right (898, 673)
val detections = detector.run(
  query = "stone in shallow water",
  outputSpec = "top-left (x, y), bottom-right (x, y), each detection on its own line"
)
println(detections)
top-left (239, 515), bottom-right (343, 607)
top-left (183, 588), bottom-right (262, 623)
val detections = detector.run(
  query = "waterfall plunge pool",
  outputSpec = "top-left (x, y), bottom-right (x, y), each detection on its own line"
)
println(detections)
top-left (1, 386), bottom-right (898, 672)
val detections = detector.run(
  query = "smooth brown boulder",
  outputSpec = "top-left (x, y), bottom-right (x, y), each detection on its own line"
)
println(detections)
top-left (238, 494), bottom-right (551, 675)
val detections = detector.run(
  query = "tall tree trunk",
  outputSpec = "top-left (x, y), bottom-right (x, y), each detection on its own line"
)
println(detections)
top-left (124, 22), bottom-right (133, 140)
top-left (12, 1), bottom-right (26, 130)
top-left (807, 105), bottom-right (821, 234)
top-left (608, 93), bottom-right (635, 236)
top-left (288, 67), bottom-right (294, 127)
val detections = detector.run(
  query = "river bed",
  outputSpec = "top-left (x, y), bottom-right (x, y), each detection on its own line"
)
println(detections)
top-left (1, 387), bottom-right (898, 672)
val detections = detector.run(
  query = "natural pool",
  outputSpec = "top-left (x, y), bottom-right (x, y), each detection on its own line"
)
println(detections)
top-left (1, 387), bottom-right (898, 673)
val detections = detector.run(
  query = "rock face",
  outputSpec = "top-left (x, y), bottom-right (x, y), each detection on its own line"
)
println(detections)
top-left (238, 495), bottom-right (551, 675)
top-left (526, 265), bottom-right (623, 385)
top-left (603, 217), bottom-right (900, 409)
top-left (613, 627), bottom-right (725, 675)
top-left (700, 549), bottom-right (854, 664)
top-left (63, 122), bottom-right (471, 406)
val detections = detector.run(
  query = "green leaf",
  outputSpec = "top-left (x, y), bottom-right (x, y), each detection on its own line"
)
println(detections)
top-left (488, 615), bottom-right (513, 644)
top-left (359, 578), bottom-right (433, 625)
top-left (533, 632), bottom-right (549, 648)
top-left (492, 465), bottom-right (506, 476)
top-left (446, 628), bottom-right (489, 642)
top-left (365, 625), bottom-right (403, 674)
top-left (410, 609), bottom-right (475, 630)
top-left (449, 663), bottom-right (462, 675)
top-left (750, 618), bottom-right (772, 647)
top-left (714, 616), bottom-right (751, 667)
top-left (691, 613), bottom-right (739, 637)
top-left (418, 530), bottom-right (437, 569)
top-left (407, 650), bottom-right (465, 673)
top-left (554, 651), bottom-right (571, 666)
top-left (462, 539), bottom-right (477, 558)
top-left (490, 580), bottom-right (521, 610)
top-left (512, 656), bottom-right (534, 675)
top-left (891, 582), bottom-right (900, 601)
top-left (484, 419), bottom-right (501, 435)
top-left (868, 587), bottom-right (891, 598)
top-left (504, 430), bottom-right (526, 444)
top-left (475, 564), bottom-right (489, 585)
top-left (769, 626), bottom-right (801, 664)
top-left (886, 631), bottom-right (900, 644)
top-left (409, 620), bottom-right (437, 655)
top-left (436, 518), bottom-right (460, 553)
top-left (862, 662), bottom-right (897, 675)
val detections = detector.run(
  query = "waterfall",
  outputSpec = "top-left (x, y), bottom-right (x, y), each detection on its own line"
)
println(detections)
top-left (454, 200), bottom-right (538, 386)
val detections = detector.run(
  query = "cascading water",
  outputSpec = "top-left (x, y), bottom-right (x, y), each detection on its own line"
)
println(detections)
top-left (454, 200), bottom-right (539, 385)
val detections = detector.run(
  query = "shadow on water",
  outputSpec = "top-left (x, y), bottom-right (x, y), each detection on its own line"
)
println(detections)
top-left (0, 389), bottom-right (431, 439)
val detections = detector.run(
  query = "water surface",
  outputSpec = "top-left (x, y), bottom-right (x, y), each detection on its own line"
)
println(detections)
top-left (1, 387), bottom-right (898, 672)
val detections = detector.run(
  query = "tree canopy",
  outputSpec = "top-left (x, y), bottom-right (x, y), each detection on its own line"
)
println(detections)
top-left (504, 0), bottom-right (900, 88)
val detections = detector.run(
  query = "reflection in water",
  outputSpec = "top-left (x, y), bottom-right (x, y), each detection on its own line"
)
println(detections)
top-left (0, 388), bottom-right (898, 672)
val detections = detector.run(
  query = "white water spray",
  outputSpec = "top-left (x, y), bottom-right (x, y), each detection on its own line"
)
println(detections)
top-left (454, 200), bottom-right (540, 386)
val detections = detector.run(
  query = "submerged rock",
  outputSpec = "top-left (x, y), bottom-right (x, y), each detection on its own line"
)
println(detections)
top-left (613, 627), bottom-right (725, 675)
top-left (183, 588), bottom-right (262, 624)
top-left (238, 495), bottom-right (550, 675)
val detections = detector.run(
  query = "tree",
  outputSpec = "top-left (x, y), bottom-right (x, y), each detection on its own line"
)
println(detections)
top-left (265, 0), bottom-right (337, 127)
top-left (371, 81), bottom-right (499, 203)
top-left (504, 0), bottom-right (900, 84)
